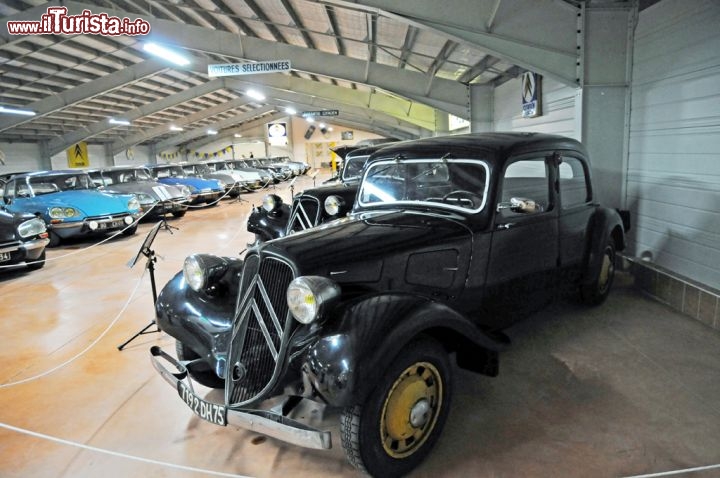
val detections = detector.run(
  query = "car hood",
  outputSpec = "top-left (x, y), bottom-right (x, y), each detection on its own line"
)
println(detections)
top-left (159, 177), bottom-right (221, 190)
top-left (262, 209), bottom-right (471, 278)
top-left (30, 190), bottom-right (137, 215)
top-left (104, 182), bottom-right (184, 200)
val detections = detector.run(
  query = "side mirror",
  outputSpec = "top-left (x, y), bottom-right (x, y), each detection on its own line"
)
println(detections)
top-left (497, 197), bottom-right (542, 214)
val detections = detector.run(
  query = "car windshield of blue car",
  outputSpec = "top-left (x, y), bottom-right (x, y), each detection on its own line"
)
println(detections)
top-left (29, 174), bottom-right (93, 194)
top-left (342, 155), bottom-right (370, 182)
top-left (358, 158), bottom-right (489, 213)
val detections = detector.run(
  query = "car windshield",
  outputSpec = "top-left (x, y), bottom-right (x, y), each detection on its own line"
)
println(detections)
top-left (358, 158), bottom-right (489, 213)
top-left (342, 154), bottom-right (370, 181)
top-left (29, 173), bottom-right (93, 194)
top-left (194, 164), bottom-right (211, 175)
top-left (109, 169), bottom-right (153, 183)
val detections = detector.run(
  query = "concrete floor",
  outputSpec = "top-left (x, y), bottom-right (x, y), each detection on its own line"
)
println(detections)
top-left (1, 173), bottom-right (719, 478)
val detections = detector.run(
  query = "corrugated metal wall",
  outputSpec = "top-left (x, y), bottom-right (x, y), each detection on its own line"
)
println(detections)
top-left (628, 0), bottom-right (720, 290)
top-left (494, 77), bottom-right (579, 140)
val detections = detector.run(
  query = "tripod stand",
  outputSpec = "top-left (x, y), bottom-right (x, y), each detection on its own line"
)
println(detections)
top-left (158, 215), bottom-right (178, 233)
top-left (118, 221), bottom-right (163, 351)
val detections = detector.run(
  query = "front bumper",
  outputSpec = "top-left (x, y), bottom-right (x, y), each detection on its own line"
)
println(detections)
top-left (150, 346), bottom-right (332, 450)
top-left (50, 213), bottom-right (139, 238)
top-left (0, 237), bottom-right (49, 263)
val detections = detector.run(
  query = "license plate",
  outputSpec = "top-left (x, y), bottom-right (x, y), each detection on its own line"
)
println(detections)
top-left (0, 252), bottom-right (10, 262)
top-left (98, 221), bottom-right (120, 230)
top-left (177, 381), bottom-right (227, 426)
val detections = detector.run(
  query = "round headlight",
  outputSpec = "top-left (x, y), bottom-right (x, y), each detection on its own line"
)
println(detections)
top-left (183, 255), bottom-right (206, 292)
top-left (286, 276), bottom-right (341, 324)
top-left (128, 198), bottom-right (140, 210)
top-left (179, 185), bottom-right (192, 197)
top-left (17, 217), bottom-right (46, 238)
top-left (49, 207), bottom-right (64, 219)
top-left (64, 207), bottom-right (77, 217)
top-left (324, 195), bottom-right (345, 216)
top-left (262, 194), bottom-right (282, 213)
top-left (137, 193), bottom-right (155, 205)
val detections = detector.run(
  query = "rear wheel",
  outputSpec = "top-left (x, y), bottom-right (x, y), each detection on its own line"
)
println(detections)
top-left (175, 340), bottom-right (225, 389)
top-left (581, 237), bottom-right (616, 305)
top-left (26, 249), bottom-right (46, 270)
top-left (340, 337), bottom-right (451, 478)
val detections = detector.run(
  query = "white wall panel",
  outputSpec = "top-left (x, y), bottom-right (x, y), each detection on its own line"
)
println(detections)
top-left (0, 142), bottom-right (44, 174)
top-left (494, 77), bottom-right (578, 139)
top-left (628, 0), bottom-right (720, 289)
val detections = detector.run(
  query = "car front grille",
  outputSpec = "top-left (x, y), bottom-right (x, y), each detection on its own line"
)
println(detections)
top-left (287, 196), bottom-right (320, 233)
top-left (226, 253), bottom-right (295, 406)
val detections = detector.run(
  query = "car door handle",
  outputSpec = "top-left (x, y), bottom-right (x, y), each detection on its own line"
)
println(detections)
top-left (497, 223), bottom-right (515, 230)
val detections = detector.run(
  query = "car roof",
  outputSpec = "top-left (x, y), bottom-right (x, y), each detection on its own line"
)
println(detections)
top-left (369, 132), bottom-right (587, 165)
top-left (13, 169), bottom-right (90, 179)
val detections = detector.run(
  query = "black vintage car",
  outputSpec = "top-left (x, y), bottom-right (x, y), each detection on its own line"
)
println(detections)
top-left (150, 133), bottom-right (628, 477)
top-left (0, 209), bottom-right (49, 271)
top-left (247, 144), bottom-right (391, 241)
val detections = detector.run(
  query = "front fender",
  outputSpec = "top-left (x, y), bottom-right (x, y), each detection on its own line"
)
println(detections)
top-left (247, 205), bottom-right (290, 241)
top-left (583, 207), bottom-right (626, 284)
top-left (302, 294), bottom-right (507, 407)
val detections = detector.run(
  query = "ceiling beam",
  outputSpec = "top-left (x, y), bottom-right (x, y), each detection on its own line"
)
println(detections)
top-left (0, 59), bottom-right (169, 132)
top-left (329, 0), bottom-right (580, 86)
top-left (47, 79), bottom-right (226, 156)
top-left (154, 105), bottom-right (276, 151)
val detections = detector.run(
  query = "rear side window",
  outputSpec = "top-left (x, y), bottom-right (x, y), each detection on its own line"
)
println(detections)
top-left (558, 157), bottom-right (590, 208)
top-left (501, 158), bottom-right (551, 213)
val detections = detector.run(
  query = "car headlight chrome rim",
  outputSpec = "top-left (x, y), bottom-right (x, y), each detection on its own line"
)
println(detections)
top-left (17, 217), bottom-right (47, 238)
top-left (183, 255), bottom-right (207, 292)
top-left (128, 198), bottom-right (140, 210)
top-left (262, 194), bottom-right (282, 213)
top-left (324, 195), bottom-right (345, 216)
top-left (286, 276), bottom-right (341, 324)
top-left (49, 207), bottom-right (77, 218)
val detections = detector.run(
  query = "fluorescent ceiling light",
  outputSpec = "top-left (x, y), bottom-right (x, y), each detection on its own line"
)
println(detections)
top-left (234, 133), bottom-right (243, 138)
top-left (207, 129), bottom-right (218, 135)
top-left (169, 125), bottom-right (184, 131)
top-left (0, 106), bottom-right (36, 116)
top-left (143, 42), bottom-right (190, 66)
top-left (109, 118), bottom-right (131, 125)
top-left (285, 107), bottom-right (297, 115)
top-left (306, 117), bottom-right (315, 123)
top-left (246, 89), bottom-right (266, 101)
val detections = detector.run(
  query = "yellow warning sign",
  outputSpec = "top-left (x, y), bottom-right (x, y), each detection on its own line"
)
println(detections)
top-left (66, 142), bottom-right (89, 168)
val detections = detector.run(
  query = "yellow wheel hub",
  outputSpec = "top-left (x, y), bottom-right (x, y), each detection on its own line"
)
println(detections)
top-left (380, 361), bottom-right (442, 458)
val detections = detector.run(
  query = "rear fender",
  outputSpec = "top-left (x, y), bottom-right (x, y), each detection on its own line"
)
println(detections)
top-left (302, 293), bottom-right (506, 407)
top-left (583, 207), bottom-right (626, 284)
top-left (247, 204), bottom-right (290, 241)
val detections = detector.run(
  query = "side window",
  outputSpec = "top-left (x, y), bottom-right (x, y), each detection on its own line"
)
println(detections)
top-left (16, 181), bottom-right (30, 198)
top-left (5, 180), bottom-right (17, 200)
top-left (500, 158), bottom-right (550, 215)
top-left (559, 157), bottom-right (590, 208)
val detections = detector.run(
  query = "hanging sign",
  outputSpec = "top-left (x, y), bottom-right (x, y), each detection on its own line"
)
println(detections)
top-left (66, 141), bottom-right (89, 168)
top-left (267, 122), bottom-right (288, 146)
top-left (301, 110), bottom-right (339, 117)
top-left (521, 72), bottom-right (542, 118)
top-left (207, 60), bottom-right (291, 77)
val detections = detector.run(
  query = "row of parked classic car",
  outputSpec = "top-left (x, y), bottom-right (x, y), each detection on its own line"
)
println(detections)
top-left (150, 133), bottom-right (632, 478)
top-left (0, 156), bottom-right (310, 272)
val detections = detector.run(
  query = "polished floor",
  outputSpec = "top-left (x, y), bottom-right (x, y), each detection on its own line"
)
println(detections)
top-left (1, 173), bottom-right (719, 478)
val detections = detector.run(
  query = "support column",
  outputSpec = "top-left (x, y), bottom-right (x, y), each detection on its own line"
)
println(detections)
top-left (148, 144), bottom-right (157, 165)
top-left (579, 1), bottom-right (637, 209)
top-left (105, 143), bottom-right (115, 166)
top-left (434, 110), bottom-right (450, 137)
top-left (470, 84), bottom-right (493, 133)
top-left (38, 141), bottom-right (52, 170)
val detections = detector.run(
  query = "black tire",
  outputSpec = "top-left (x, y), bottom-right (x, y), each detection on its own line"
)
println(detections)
top-left (172, 210), bottom-right (186, 218)
top-left (47, 230), bottom-right (61, 247)
top-left (175, 340), bottom-right (225, 389)
top-left (580, 237), bottom-right (616, 305)
top-left (26, 249), bottom-right (46, 270)
top-left (122, 224), bottom-right (138, 236)
top-left (340, 337), bottom-right (451, 478)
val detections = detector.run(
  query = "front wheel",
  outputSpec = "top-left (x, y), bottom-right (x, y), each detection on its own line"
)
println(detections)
top-left (122, 224), bottom-right (138, 236)
top-left (340, 337), bottom-right (451, 478)
top-left (581, 237), bottom-right (616, 305)
top-left (172, 210), bottom-right (186, 218)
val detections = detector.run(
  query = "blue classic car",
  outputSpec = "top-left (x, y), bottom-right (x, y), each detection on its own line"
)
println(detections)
top-left (0, 209), bottom-right (49, 270)
top-left (2, 170), bottom-right (141, 247)
top-left (146, 164), bottom-right (224, 205)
